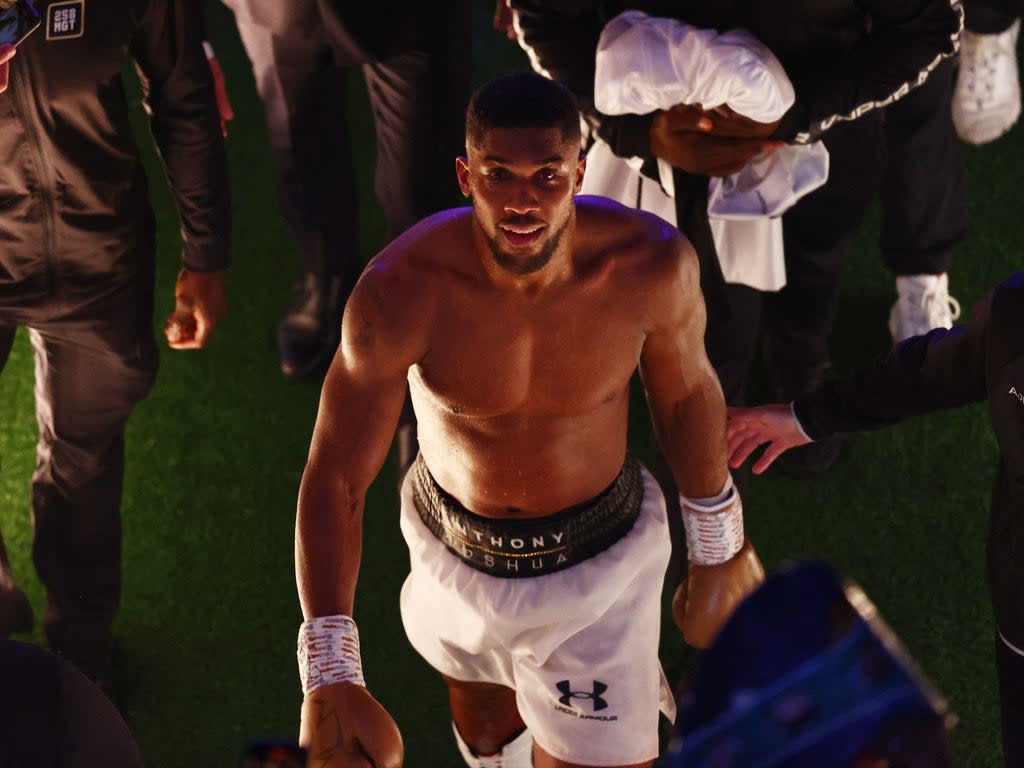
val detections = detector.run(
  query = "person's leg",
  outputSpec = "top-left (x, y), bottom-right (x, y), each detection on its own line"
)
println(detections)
top-left (882, 58), bottom-right (965, 341)
top-left (361, 2), bottom-right (471, 240)
top-left (447, 676), bottom-right (533, 765)
top-left (0, 639), bottom-right (143, 764)
top-left (29, 251), bottom-right (158, 693)
top-left (762, 115), bottom-right (885, 473)
top-left (996, 630), bottom-right (1024, 767)
top-left (225, 0), bottom-right (359, 378)
top-left (361, 2), bottom-right (472, 477)
top-left (0, 325), bottom-right (34, 636)
top-left (954, 1), bottom-right (1022, 144)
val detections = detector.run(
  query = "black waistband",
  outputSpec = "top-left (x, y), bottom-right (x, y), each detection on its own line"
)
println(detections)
top-left (410, 454), bottom-right (644, 578)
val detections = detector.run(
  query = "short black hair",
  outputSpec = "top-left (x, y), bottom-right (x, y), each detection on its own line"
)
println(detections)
top-left (466, 71), bottom-right (581, 149)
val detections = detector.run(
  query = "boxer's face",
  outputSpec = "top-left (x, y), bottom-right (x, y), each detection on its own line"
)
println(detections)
top-left (457, 125), bottom-right (585, 276)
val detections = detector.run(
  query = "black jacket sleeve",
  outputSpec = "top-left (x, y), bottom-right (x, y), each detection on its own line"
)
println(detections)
top-left (512, 0), bottom-right (655, 159)
top-left (512, 0), bottom-right (963, 150)
top-left (778, 0), bottom-right (963, 144)
top-left (130, 0), bottom-right (231, 272)
top-left (793, 317), bottom-right (989, 440)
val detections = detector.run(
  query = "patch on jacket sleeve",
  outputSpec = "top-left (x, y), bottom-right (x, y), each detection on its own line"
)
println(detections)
top-left (46, 0), bottom-right (83, 40)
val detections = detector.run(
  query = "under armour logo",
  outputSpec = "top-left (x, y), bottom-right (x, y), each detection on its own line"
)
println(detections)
top-left (556, 680), bottom-right (608, 711)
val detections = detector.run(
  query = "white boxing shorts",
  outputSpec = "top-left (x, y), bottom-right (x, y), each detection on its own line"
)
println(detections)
top-left (399, 458), bottom-right (675, 766)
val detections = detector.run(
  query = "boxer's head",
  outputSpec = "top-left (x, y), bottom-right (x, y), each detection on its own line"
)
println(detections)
top-left (457, 72), bottom-right (586, 276)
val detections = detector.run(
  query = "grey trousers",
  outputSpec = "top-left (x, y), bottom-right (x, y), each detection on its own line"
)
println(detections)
top-left (0, 232), bottom-right (158, 682)
top-left (222, 0), bottom-right (471, 280)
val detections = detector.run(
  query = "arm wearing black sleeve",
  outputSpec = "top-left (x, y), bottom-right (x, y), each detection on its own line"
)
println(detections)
top-left (777, 0), bottom-right (963, 143)
top-left (130, 0), bottom-right (231, 272)
top-left (511, 0), bottom-right (656, 159)
top-left (795, 316), bottom-right (989, 440)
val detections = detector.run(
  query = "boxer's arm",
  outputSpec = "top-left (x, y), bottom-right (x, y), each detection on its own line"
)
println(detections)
top-left (295, 263), bottom-right (422, 768)
top-left (296, 267), bottom-right (420, 622)
top-left (638, 230), bottom-right (728, 498)
top-left (638, 225), bottom-right (764, 648)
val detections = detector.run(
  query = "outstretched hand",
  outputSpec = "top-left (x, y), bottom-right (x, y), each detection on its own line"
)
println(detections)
top-left (726, 404), bottom-right (811, 474)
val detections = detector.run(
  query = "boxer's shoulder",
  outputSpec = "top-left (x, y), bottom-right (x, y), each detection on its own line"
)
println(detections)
top-left (574, 197), bottom-right (696, 301)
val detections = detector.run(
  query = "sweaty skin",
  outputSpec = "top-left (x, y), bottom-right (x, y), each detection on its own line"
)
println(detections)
top-left (295, 124), bottom-right (735, 768)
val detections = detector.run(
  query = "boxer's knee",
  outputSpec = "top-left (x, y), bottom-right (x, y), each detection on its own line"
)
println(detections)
top-left (453, 721), bottom-right (533, 768)
top-left (446, 676), bottom-right (529, 763)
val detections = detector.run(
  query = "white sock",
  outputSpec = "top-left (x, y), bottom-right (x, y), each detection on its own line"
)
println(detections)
top-left (452, 722), bottom-right (534, 768)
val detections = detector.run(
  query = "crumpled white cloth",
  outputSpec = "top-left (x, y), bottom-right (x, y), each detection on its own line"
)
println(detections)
top-left (590, 11), bottom-right (832, 289)
top-left (595, 11), bottom-right (794, 122)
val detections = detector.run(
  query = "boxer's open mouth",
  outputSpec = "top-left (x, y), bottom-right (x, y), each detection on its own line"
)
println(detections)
top-left (499, 221), bottom-right (546, 247)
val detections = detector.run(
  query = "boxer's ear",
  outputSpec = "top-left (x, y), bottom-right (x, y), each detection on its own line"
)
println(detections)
top-left (574, 152), bottom-right (587, 194)
top-left (455, 156), bottom-right (472, 198)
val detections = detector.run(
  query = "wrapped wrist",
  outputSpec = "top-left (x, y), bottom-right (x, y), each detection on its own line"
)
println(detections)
top-left (297, 614), bottom-right (365, 695)
top-left (679, 476), bottom-right (744, 565)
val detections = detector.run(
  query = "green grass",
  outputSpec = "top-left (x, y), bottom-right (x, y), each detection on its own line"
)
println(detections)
top-left (0, 2), bottom-right (1019, 765)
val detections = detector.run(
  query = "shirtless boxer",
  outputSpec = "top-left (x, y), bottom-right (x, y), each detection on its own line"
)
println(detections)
top-left (294, 72), bottom-right (764, 768)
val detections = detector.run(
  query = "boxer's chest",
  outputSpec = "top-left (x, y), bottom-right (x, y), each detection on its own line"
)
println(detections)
top-left (415, 290), bottom-right (643, 418)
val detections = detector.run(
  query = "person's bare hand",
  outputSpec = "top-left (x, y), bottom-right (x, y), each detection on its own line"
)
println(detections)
top-left (164, 269), bottom-right (226, 350)
top-left (0, 44), bottom-right (16, 94)
top-left (703, 104), bottom-right (784, 139)
top-left (726, 403), bottom-right (811, 474)
top-left (650, 106), bottom-right (784, 177)
top-left (493, 0), bottom-right (516, 40)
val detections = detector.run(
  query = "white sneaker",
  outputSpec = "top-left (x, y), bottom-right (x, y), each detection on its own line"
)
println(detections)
top-left (889, 273), bottom-right (962, 342)
top-left (953, 19), bottom-right (1022, 145)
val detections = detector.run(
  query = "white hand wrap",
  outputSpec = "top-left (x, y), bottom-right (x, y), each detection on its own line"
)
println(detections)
top-left (680, 477), bottom-right (744, 566)
top-left (297, 614), bottom-right (365, 695)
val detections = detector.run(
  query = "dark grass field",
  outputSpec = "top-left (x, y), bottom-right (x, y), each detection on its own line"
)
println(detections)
top-left (0, 2), bottom-right (1021, 765)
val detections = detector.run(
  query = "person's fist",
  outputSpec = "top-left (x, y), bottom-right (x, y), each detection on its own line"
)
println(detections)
top-left (673, 539), bottom-right (765, 648)
top-left (300, 683), bottom-right (404, 768)
top-left (0, 44), bottom-right (17, 94)
top-left (164, 269), bottom-right (226, 350)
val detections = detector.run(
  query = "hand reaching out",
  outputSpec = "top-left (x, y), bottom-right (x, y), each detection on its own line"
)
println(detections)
top-left (726, 404), bottom-right (811, 474)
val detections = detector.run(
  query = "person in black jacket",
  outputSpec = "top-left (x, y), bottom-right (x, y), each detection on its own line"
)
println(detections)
top-left (727, 271), bottom-right (1024, 766)
top-left (508, 0), bottom-right (962, 473)
top-left (0, 0), bottom-right (230, 697)
top-left (0, 638), bottom-right (145, 767)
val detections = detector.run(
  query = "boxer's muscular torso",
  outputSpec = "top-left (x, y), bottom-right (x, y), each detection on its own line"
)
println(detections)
top-left (357, 196), bottom-right (698, 518)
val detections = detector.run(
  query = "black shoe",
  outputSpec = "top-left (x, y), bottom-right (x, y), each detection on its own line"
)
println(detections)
top-left (277, 272), bottom-right (344, 380)
top-left (772, 359), bottom-right (845, 476)
top-left (0, 583), bottom-right (33, 636)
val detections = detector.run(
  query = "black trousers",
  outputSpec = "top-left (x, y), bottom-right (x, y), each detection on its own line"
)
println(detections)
top-left (0, 639), bottom-right (144, 767)
top-left (997, 632), bottom-right (1024, 767)
top-left (967, 0), bottom-right (1022, 33)
top-left (0, 235), bottom-right (158, 682)
top-left (705, 58), bottom-right (966, 396)
top-left (222, 0), bottom-right (471, 281)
